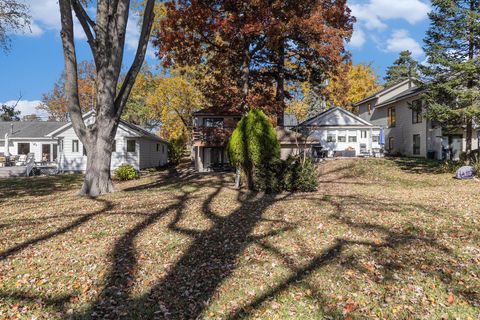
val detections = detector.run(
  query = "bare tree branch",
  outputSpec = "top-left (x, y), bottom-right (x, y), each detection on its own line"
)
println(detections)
top-left (58, 0), bottom-right (87, 140)
top-left (114, 0), bottom-right (155, 118)
top-left (71, 0), bottom-right (98, 60)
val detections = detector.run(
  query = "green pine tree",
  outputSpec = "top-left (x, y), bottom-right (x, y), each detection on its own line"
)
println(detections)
top-left (422, 0), bottom-right (480, 158)
top-left (384, 50), bottom-right (420, 87)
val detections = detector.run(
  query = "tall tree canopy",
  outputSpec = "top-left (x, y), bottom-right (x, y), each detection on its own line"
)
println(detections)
top-left (58, 0), bottom-right (156, 196)
top-left (422, 0), bottom-right (480, 157)
top-left (155, 0), bottom-right (354, 122)
top-left (384, 50), bottom-right (420, 87)
top-left (39, 61), bottom-right (97, 121)
top-left (0, 0), bottom-right (30, 51)
top-left (325, 62), bottom-right (382, 109)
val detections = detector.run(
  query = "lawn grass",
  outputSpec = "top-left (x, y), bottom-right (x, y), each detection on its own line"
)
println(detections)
top-left (0, 158), bottom-right (479, 319)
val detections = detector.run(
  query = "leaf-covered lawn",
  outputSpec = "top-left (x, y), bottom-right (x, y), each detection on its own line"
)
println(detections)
top-left (0, 158), bottom-right (479, 319)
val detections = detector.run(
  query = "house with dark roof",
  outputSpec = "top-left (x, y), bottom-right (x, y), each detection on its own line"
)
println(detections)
top-left (0, 111), bottom-right (168, 174)
top-left (0, 121), bottom-right (67, 164)
top-left (354, 78), bottom-right (479, 160)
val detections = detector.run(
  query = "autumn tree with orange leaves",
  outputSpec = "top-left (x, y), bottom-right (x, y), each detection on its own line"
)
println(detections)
top-left (155, 0), bottom-right (354, 123)
top-left (38, 61), bottom-right (97, 121)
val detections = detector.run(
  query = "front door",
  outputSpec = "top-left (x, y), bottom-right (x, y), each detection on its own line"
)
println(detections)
top-left (42, 144), bottom-right (51, 162)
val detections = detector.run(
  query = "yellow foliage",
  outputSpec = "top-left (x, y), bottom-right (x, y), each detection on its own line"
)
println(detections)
top-left (145, 74), bottom-right (207, 140)
top-left (325, 62), bottom-right (382, 109)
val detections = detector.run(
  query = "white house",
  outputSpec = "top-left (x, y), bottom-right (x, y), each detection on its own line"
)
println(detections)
top-left (355, 79), bottom-right (479, 160)
top-left (298, 106), bottom-right (382, 157)
top-left (0, 113), bottom-right (168, 173)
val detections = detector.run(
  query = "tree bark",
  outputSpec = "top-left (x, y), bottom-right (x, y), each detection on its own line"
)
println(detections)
top-left (466, 117), bottom-right (473, 162)
top-left (79, 126), bottom-right (116, 196)
top-left (276, 40), bottom-right (286, 126)
top-left (464, 0), bottom-right (475, 161)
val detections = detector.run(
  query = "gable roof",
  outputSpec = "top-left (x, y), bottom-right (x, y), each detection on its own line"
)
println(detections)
top-left (298, 106), bottom-right (375, 127)
top-left (353, 79), bottom-right (414, 106)
top-left (375, 86), bottom-right (424, 108)
top-left (0, 121), bottom-right (67, 139)
top-left (47, 111), bottom-right (167, 143)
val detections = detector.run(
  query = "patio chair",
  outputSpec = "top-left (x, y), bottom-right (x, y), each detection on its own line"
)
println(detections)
top-left (15, 154), bottom-right (28, 166)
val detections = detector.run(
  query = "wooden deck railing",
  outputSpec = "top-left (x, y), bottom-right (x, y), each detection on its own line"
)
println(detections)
top-left (192, 126), bottom-right (235, 146)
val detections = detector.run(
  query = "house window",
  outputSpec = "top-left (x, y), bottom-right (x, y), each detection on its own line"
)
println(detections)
top-left (112, 140), bottom-right (116, 152)
top-left (327, 134), bottom-right (336, 143)
top-left (388, 107), bottom-right (396, 127)
top-left (412, 100), bottom-right (423, 124)
top-left (388, 137), bottom-right (394, 152)
top-left (413, 134), bottom-right (421, 155)
top-left (204, 118), bottom-right (224, 128)
top-left (18, 143), bottom-right (30, 155)
top-left (361, 130), bottom-right (367, 139)
top-left (338, 135), bottom-right (347, 142)
top-left (368, 103), bottom-right (372, 115)
top-left (127, 140), bottom-right (136, 152)
top-left (72, 140), bottom-right (79, 153)
top-left (162, 144), bottom-right (165, 153)
top-left (348, 136), bottom-right (357, 143)
top-left (83, 146), bottom-right (87, 156)
top-left (156, 143), bottom-right (160, 152)
top-left (372, 135), bottom-right (379, 143)
top-left (0, 141), bottom-right (4, 147)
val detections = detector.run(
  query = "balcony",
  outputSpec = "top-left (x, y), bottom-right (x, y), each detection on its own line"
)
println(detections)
top-left (192, 126), bottom-right (235, 146)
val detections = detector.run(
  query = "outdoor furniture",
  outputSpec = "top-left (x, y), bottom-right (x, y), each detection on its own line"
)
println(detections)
top-left (15, 154), bottom-right (28, 166)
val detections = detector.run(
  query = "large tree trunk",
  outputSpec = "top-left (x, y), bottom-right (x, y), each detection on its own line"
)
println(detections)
top-left (78, 122), bottom-right (117, 196)
top-left (58, 0), bottom-right (155, 197)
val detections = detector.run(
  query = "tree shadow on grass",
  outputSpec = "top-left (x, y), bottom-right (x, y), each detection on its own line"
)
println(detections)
top-left (71, 174), bottom-right (298, 319)
top-left (224, 195), bottom-right (467, 319)
top-left (0, 174), bottom-right (83, 203)
top-left (0, 198), bottom-right (113, 261)
top-left (389, 157), bottom-right (445, 175)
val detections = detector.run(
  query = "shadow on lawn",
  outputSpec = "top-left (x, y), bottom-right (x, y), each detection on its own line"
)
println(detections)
top-left (0, 174), bottom-right (83, 203)
top-left (389, 157), bottom-right (444, 175)
top-left (79, 176), bottom-right (297, 319)
top-left (74, 173), bottom-right (476, 319)
top-left (1, 166), bottom-right (477, 319)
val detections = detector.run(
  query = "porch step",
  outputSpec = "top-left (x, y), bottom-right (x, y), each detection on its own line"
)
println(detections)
top-left (0, 166), bottom-right (27, 178)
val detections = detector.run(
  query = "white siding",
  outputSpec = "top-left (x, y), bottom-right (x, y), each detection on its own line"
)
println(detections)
top-left (139, 139), bottom-right (168, 169)
top-left (55, 123), bottom-right (168, 172)
top-left (309, 128), bottom-right (380, 157)
top-left (0, 139), bottom-right (58, 162)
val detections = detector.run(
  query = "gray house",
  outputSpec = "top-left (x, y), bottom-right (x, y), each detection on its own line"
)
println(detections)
top-left (354, 79), bottom-right (479, 160)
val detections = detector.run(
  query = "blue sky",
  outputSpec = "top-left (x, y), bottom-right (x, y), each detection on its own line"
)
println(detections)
top-left (0, 0), bottom-right (431, 118)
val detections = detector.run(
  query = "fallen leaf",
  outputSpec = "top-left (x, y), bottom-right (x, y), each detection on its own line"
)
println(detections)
top-left (448, 292), bottom-right (455, 305)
